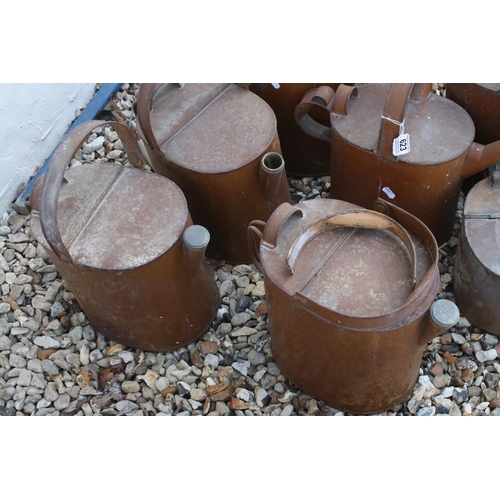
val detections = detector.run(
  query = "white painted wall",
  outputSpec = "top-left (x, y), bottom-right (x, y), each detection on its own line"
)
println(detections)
top-left (0, 83), bottom-right (97, 215)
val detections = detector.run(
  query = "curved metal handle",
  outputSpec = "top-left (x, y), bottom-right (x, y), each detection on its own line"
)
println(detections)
top-left (39, 120), bottom-right (146, 264)
top-left (286, 209), bottom-right (418, 288)
top-left (294, 84), bottom-right (359, 142)
top-left (260, 203), bottom-right (304, 248)
top-left (247, 221), bottom-right (266, 274)
top-left (294, 86), bottom-right (336, 143)
top-left (377, 83), bottom-right (433, 160)
top-left (247, 203), bottom-right (304, 274)
top-left (136, 83), bottom-right (184, 162)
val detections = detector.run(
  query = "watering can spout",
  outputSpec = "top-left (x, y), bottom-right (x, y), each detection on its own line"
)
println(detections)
top-left (259, 152), bottom-right (285, 203)
top-left (420, 299), bottom-right (460, 346)
top-left (183, 225), bottom-right (211, 272)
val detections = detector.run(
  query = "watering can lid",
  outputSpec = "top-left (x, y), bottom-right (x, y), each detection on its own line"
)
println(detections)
top-left (463, 176), bottom-right (500, 274)
top-left (31, 163), bottom-right (189, 271)
top-left (332, 83), bottom-right (475, 165)
top-left (476, 83), bottom-right (500, 92)
top-left (143, 83), bottom-right (277, 173)
top-left (259, 199), bottom-right (434, 320)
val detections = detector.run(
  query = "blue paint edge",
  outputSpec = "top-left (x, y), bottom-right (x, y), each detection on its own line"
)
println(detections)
top-left (14, 83), bottom-right (123, 213)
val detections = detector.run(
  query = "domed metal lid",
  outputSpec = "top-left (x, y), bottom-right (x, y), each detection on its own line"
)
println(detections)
top-left (140, 83), bottom-right (277, 173)
top-left (332, 83), bottom-right (475, 165)
top-left (30, 120), bottom-right (189, 271)
top-left (258, 199), bottom-right (437, 324)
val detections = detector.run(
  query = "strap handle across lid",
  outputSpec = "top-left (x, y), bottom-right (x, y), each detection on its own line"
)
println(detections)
top-left (39, 120), bottom-right (147, 264)
top-left (294, 84), bottom-right (359, 143)
top-left (377, 83), bottom-right (433, 160)
top-left (286, 209), bottom-right (418, 288)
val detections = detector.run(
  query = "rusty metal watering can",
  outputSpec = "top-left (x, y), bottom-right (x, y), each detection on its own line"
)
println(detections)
top-left (248, 198), bottom-right (459, 414)
top-left (29, 120), bottom-right (219, 352)
top-left (249, 83), bottom-right (341, 177)
top-left (135, 83), bottom-right (291, 263)
top-left (295, 83), bottom-right (500, 245)
top-left (453, 164), bottom-right (500, 335)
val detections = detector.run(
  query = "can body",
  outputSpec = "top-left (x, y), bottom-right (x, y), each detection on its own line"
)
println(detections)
top-left (136, 83), bottom-right (291, 263)
top-left (251, 198), bottom-right (442, 414)
top-left (35, 225), bottom-right (220, 351)
top-left (330, 131), bottom-right (465, 246)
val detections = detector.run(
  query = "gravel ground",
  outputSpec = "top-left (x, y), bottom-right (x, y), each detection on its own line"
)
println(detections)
top-left (1, 83), bottom-right (499, 417)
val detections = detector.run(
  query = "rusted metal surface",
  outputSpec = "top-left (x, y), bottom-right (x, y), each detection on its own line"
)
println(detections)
top-left (135, 83), bottom-right (291, 263)
top-left (29, 120), bottom-right (219, 351)
top-left (249, 83), bottom-right (342, 177)
top-left (446, 83), bottom-right (500, 146)
top-left (446, 83), bottom-right (500, 193)
top-left (248, 198), bottom-right (459, 414)
top-left (453, 164), bottom-right (500, 334)
top-left (295, 83), bottom-right (500, 245)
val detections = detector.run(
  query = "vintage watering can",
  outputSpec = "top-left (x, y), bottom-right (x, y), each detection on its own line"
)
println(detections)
top-left (295, 83), bottom-right (500, 245)
top-left (135, 83), bottom-right (291, 263)
top-left (29, 120), bottom-right (219, 352)
top-left (249, 83), bottom-right (341, 177)
top-left (446, 83), bottom-right (500, 193)
top-left (248, 198), bottom-right (459, 414)
top-left (453, 164), bottom-right (500, 335)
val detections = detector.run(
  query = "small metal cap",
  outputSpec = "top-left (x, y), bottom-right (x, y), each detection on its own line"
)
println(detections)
top-left (183, 225), bottom-right (210, 251)
top-left (430, 299), bottom-right (460, 329)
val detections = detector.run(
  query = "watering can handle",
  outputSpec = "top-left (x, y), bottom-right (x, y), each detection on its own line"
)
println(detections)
top-left (377, 83), bottom-right (433, 160)
top-left (136, 83), bottom-right (183, 162)
top-left (39, 120), bottom-right (147, 264)
top-left (286, 209), bottom-right (418, 287)
top-left (247, 220), bottom-right (267, 274)
top-left (294, 85), bottom-right (359, 143)
top-left (247, 203), bottom-right (304, 273)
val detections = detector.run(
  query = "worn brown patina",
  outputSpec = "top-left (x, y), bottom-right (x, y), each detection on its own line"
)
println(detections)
top-left (248, 198), bottom-right (459, 414)
top-left (29, 120), bottom-right (219, 352)
top-left (446, 83), bottom-right (500, 193)
top-left (295, 83), bottom-right (500, 245)
top-left (249, 83), bottom-right (342, 177)
top-left (454, 164), bottom-right (500, 335)
top-left (135, 83), bottom-right (291, 263)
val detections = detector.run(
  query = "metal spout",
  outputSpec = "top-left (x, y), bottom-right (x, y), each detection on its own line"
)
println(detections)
top-left (183, 225), bottom-right (210, 272)
top-left (420, 299), bottom-right (460, 346)
top-left (259, 152), bottom-right (285, 202)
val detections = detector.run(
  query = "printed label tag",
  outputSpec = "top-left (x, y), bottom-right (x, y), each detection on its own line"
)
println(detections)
top-left (382, 187), bottom-right (396, 199)
top-left (393, 133), bottom-right (410, 156)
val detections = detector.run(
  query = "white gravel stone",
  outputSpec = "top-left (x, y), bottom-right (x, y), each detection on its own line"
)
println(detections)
top-left (476, 349), bottom-right (498, 363)
top-left (254, 387), bottom-right (268, 408)
top-left (79, 345), bottom-right (90, 365)
top-left (235, 388), bottom-right (252, 402)
top-left (82, 136), bottom-right (105, 154)
top-left (232, 360), bottom-right (251, 376)
top-left (451, 333), bottom-right (466, 344)
top-left (17, 369), bottom-right (32, 387)
top-left (34, 335), bottom-right (61, 349)
top-left (418, 375), bottom-right (435, 391)
top-left (204, 353), bottom-right (220, 370)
